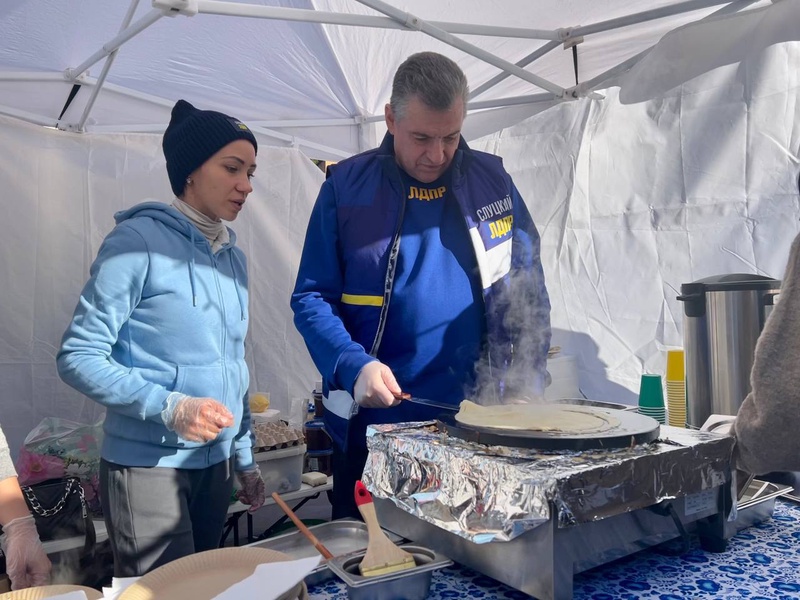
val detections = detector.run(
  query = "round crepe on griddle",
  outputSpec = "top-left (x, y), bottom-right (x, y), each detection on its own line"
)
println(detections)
top-left (455, 400), bottom-right (621, 434)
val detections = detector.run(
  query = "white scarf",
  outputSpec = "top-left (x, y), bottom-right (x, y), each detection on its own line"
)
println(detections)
top-left (172, 197), bottom-right (230, 253)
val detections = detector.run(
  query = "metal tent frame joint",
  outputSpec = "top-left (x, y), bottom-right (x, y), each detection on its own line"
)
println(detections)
top-left (62, 69), bottom-right (89, 82)
top-left (153, 0), bottom-right (199, 17)
top-left (401, 11), bottom-right (422, 30)
top-left (558, 27), bottom-right (585, 49)
top-left (562, 35), bottom-right (585, 50)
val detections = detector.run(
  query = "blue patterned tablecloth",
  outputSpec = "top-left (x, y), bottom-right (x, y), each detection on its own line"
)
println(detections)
top-left (308, 499), bottom-right (800, 600)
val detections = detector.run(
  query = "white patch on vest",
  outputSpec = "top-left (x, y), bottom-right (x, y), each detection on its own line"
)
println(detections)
top-left (323, 390), bottom-right (358, 420)
top-left (469, 227), bottom-right (512, 289)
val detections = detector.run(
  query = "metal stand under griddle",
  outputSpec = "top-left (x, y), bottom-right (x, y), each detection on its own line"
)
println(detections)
top-left (437, 407), bottom-right (660, 451)
top-left (367, 422), bottom-right (734, 600)
top-left (376, 485), bottom-right (731, 600)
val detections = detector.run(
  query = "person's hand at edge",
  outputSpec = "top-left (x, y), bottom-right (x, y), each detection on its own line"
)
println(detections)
top-left (236, 466), bottom-right (266, 514)
top-left (1, 515), bottom-right (52, 590)
top-left (162, 395), bottom-right (234, 442)
top-left (353, 361), bottom-right (401, 408)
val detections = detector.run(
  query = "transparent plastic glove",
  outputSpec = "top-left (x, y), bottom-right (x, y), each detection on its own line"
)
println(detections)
top-left (235, 466), bottom-right (266, 514)
top-left (1, 515), bottom-right (52, 590)
top-left (353, 361), bottom-right (401, 409)
top-left (162, 394), bottom-right (234, 443)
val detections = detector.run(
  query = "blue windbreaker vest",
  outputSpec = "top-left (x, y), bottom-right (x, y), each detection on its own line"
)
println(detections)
top-left (301, 134), bottom-right (551, 451)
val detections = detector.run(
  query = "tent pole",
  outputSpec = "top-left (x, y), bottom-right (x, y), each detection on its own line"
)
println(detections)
top-left (66, 74), bottom-right (359, 153)
top-left (470, 41), bottom-right (562, 100)
top-left (73, 0), bottom-right (142, 132)
top-left (66, 8), bottom-right (164, 81)
top-left (412, 22), bottom-right (557, 41)
top-left (363, 114), bottom-right (388, 125)
top-left (353, 0), bottom-right (566, 96)
top-left (468, 93), bottom-right (558, 111)
top-left (249, 118), bottom-right (361, 128)
top-left (250, 126), bottom-right (351, 160)
top-left (190, 0), bottom-right (559, 40)
top-left (0, 72), bottom-right (69, 82)
top-left (572, 0), bottom-right (737, 38)
top-left (705, 0), bottom-right (762, 17)
top-left (575, 0), bottom-right (761, 93)
top-left (363, 91), bottom-right (559, 116)
top-left (76, 120), bottom-right (350, 160)
top-left (470, 0), bottom-right (749, 101)
top-left (0, 104), bottom-right (59, 127)
top-left (90, 81), bottom-right (175, 108)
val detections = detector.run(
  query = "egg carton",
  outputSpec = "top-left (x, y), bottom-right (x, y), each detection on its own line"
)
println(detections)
top-left (253, 420), bottom-right (305, 451)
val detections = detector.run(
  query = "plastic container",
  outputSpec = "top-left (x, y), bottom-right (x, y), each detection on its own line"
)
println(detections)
top-left (251, 409), bottom-right (281, 425)
top-left (312, 381), bottom-right (324, 417)
top-left (253, 444), bottom-right (306, 496)
top-left (313, 396), bottom-right (324, 418)
top-left (303, 419), bottom-right (332, 452)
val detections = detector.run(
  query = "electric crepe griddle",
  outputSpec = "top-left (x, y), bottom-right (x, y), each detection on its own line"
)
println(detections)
top-left (436, 405), bottom-right (660, 451)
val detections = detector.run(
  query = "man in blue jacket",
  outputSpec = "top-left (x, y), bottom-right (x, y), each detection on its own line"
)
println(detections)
top-left (292, 52), bottom-right (551, 518)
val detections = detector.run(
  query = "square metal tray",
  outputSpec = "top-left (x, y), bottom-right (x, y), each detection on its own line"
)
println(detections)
top-left (247, 518), bottom-right (404, 586)
top-left (327, 544), bottom-right (452, 600)
top-left (726, 478), bottom-right (793, 537)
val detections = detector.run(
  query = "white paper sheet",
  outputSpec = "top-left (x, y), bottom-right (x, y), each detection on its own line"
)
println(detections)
top-left (102, 576), bottom-right (140, 600)
top-left (211, 556), bottom-right (321, 600)
top-left (45, 593), bottom-right (87, 600)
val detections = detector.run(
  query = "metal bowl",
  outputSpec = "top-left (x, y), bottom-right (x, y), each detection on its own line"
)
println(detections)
top-left (326, 544), bottom-right (451, 600)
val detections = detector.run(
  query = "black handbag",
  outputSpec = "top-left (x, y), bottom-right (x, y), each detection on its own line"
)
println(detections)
top-left (19, 477), bottom-right (96, 558)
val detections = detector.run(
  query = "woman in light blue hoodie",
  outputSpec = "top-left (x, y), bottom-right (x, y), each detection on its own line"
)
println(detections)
top-left (57, 100), bottom-right (266, 576)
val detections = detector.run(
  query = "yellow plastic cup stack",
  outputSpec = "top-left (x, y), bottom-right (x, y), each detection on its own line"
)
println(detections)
top-left (665, 349), bottom-right (687, 427)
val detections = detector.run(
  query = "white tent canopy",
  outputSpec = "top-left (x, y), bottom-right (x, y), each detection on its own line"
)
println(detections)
top-left (1, 0), bottom-right (800, 457)
top-left (1, 0), bottom-right (789, 159)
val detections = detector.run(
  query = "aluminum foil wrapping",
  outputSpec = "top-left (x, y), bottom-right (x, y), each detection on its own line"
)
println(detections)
top-left (362, 421), bottom-right (735, 544)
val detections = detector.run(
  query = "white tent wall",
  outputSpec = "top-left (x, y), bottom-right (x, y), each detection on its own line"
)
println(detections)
top-left (0, 114), bottom-right (323, 459)
top-left (472, 41), bottom-right (800, 403)
top-left (1, 0), bottom-right (799, 456)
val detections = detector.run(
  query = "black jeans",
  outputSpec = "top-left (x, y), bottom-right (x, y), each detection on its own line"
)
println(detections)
top-left (331, 443), bottom-right (369, 520)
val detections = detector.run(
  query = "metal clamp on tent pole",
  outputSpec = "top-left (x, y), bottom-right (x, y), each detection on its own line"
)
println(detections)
top-left (562, 83), bottom-right (605, 101)
top-left (62, 69), bottom-right (89, 83)
top-left (401, 12), bottom-right (422, 31)
top-left (558, 27), bottom-right (584, 50)
top-left (152, 0), bottom-right (198, 17)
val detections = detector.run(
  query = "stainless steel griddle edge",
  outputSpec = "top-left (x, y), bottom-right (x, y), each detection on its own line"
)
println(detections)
top-left (436, 407), bottom-right (660, 451)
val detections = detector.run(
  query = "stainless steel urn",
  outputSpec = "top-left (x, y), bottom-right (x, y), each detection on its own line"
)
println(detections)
top-left (677, 274), bottom-right (780, 428)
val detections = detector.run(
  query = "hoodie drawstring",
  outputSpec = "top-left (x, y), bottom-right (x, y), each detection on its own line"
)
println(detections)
top-left (188, 229), bottom-right (198, 307)
top-left (229, 252), bottom-right (246, 321)
top-left (186, 225), bottom-right (243, 319)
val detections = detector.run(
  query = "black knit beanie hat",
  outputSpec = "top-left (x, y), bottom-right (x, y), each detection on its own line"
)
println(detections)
top-left (162, 99), bottom-right (258, 197)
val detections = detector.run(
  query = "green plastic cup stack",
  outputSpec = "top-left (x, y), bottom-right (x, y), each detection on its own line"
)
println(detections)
top-left (638, 374), bottom-right (666, 424)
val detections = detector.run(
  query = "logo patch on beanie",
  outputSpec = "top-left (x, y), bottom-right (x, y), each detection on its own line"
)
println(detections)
top-left (228, 117), bottom-right (250, 132)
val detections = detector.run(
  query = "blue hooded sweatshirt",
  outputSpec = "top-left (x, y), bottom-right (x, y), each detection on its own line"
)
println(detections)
top-left (57, 201), bottom-right (255, 471)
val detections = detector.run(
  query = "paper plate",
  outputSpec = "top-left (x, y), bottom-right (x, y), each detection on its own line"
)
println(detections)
top-left (0, 584), bottom-right (103, 600)
top-left (117, 547), bottom-right (308, 600)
